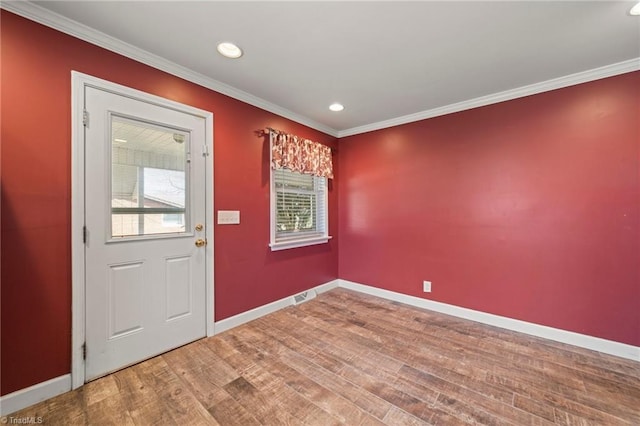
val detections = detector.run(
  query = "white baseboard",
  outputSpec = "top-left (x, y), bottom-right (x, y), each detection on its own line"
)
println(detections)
top-left (0, 375), bottom-right (71, 416)
top-left (4, 276), bottom-right (635, 415)
top-left (214, 279), bottom-right (340, 334)
top-left (338, 279), bottom-right (640, 362)
top-left (0, 279), bottom-right (340, 415)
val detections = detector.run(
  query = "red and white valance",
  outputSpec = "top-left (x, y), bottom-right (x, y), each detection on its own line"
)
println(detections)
top-left (270, 129), bottom-right (333, 179)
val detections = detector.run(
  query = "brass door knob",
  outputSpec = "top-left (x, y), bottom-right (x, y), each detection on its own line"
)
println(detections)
top-left (195, 238), bottom-right (207, 247)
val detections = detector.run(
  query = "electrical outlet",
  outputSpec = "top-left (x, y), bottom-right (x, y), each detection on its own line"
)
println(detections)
top-left (423, 280), bottom-right (432, 293)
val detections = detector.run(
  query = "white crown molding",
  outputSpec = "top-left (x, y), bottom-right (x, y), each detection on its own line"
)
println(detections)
top-left (2, 2), bottom-right (638, 139)
top-left (338, 58), bottom-right (640, 138)
top-left (1, 0), bottom-right (339, 138)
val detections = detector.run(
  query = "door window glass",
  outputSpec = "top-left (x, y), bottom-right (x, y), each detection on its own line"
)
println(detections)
top-left (111, 116), bottom-right (189, 238)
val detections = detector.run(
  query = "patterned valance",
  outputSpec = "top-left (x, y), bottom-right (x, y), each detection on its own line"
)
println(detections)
top-left (270, 129), bottom-right (333, 179)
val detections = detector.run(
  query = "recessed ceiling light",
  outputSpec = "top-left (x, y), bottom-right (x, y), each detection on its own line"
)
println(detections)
top-left (217, 42), bottom-right (243, 59)
top-left (329, 103), bottom-right (345, 112)
top-left (630, 2), bottom-right (640, 15)
top-left (114, 138), bottom-right (127, 143)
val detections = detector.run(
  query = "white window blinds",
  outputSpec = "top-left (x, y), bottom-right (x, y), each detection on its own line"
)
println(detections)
top-left (274, 169), bottom-right (327, 241)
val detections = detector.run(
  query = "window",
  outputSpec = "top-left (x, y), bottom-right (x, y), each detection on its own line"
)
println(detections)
top-left (110, 116), bottom-right (189, 238)
top-left (270, 168), bottom-right (329, 250)
top-left (162, 213), bottom-right (185, 227)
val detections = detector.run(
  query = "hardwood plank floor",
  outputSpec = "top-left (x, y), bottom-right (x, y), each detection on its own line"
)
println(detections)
top-left (9, 288), bottom-right (640, 425)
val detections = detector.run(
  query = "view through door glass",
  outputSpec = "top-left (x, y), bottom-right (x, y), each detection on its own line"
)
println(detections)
top-left (111, 116), bottom-right (190, 238)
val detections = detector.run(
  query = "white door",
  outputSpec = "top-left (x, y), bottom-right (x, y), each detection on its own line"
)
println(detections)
top-left (84, 86), bottom-right (208, 381)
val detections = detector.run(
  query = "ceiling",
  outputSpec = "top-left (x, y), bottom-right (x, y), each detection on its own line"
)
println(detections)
top-left (8, 1), bottom-right (640, 137)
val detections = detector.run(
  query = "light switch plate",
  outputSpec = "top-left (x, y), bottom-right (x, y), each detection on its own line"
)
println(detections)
top-left (217, 210), bottom-right (240, 225)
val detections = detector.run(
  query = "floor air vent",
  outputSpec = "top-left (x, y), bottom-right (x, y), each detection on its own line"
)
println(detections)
top-left (292, 289), bottom-right (317, 305)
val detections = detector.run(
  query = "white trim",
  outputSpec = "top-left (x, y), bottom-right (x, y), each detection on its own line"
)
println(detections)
top-left (2, 279), bottom-right (339, 413)
top-left (214, 280), bottom-right (340, 334)
top-left (338, 58), bottom-right (640, 138)
top-left (269, 236), bottom-right (332, 251)
top-left (0, 375), bottom-right (71, 416)
top-left (269, 132), bottom-right (276, 247)
top-left (337, 279), bottom-right (640, 362)
top-left (205, 113), bottom-right (215, 338)
top-left (3, 1), bottom-right (638, 140)
top-left (1, 0), bottom-right (337, 138)
top-left (71, 71), bottom-right (215, 388)
top-left (70, 72), bottom-right (86, 390)
top-left (6, 276), bottom-right (636, 414)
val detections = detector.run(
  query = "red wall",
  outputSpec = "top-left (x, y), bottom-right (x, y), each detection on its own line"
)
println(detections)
top-left (0, 11), bottom-right (338, 395)
top-left (339, 72), bottom-right (640, 347)
top-left (2, 9), bottom-right (639, 399)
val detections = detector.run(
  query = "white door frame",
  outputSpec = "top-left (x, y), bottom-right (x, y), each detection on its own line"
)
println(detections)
top-left (71, 71), bottom-right (215, 389)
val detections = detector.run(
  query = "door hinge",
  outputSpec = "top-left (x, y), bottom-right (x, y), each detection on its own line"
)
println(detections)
top-left (82, 226), bottom-right (87, 244)
top-left (83, 109), bottom-right (89, 127)
top-left (82, 342), bottom-right (87, 360)
top-left (202, 144), bottom-right (209, 157)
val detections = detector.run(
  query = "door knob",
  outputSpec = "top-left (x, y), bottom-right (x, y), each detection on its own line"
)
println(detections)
top-left (195, 238), bottom-right (207, 247)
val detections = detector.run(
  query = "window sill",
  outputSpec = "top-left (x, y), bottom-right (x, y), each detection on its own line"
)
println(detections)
top-left (269, 235), bottom-right (332, 251)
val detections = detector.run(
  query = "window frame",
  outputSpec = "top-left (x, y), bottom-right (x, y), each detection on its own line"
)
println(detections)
top-left (108, 115), bottom-right (192, 241)
top-left (269, 167), bottom-right (331, 251)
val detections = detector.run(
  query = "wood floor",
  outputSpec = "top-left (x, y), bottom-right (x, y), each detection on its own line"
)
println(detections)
top-left (11, 288), bottom-right (640, 425)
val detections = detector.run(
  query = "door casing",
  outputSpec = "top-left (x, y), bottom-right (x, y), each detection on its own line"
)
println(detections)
top-left (71, 71), bottom-right (215, 389)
